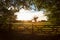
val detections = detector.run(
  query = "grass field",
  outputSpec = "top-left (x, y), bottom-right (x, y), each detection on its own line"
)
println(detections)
top-left (12, 22), bottom-right (60, 35)
top-left (0, 22), bottom-right (59, 40)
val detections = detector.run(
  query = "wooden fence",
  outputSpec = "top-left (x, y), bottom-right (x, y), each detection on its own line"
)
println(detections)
top-left (13, 24), bottom-right (60, 35)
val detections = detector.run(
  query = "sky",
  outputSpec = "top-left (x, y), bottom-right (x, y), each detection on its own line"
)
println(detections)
top-left (15, 8), bottom-right (48, 21)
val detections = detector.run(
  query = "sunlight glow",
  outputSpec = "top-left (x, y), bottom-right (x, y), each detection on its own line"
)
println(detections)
top-left (15, 8), bottom-right (47, 21)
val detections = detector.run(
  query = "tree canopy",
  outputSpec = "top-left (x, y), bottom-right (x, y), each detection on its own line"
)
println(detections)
top-left (0, 0), bottom-right (60, 31)
top-left (32, 0), bottom-right (60, 25)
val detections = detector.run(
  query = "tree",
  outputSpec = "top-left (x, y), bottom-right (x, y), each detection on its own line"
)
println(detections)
top-left (33, 16), bottom-right (38, 22)
top-left (0, 0), bottom-right (60, 32)
top-left (32, 0), bottom-right (60, 25)
top-left (0, 0), bottom-right (31, 31)
top-left (0, 0), bottom-right (16, 31)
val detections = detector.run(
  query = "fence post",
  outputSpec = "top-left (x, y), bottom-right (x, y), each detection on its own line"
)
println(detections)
top-left (32, 24), bottom-right (34, 34)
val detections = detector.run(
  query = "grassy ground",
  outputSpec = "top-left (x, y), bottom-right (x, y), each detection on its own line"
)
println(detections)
top-left (12, 22), bottom-right (60, 35)
top-left (0, 30), bottom-right (60, 40)
top-left (0, 22), bottom-right (58, 40)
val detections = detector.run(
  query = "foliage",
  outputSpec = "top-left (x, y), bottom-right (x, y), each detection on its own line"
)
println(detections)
top-left (0, 0), bottom-right (60, 31)
top-left (0, 0), bottom-right (16, 31)
top-left (0, 0), bottom-right (32, 31)
top-left (32, 0), bottom-right (60, 25)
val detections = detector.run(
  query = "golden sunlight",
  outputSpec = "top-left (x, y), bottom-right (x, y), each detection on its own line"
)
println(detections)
top-left (15, 8), bottom-right (47, 22)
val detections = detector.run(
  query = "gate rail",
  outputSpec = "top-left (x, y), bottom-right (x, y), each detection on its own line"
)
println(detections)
top-left (14, 25), bottom-right (60, 35)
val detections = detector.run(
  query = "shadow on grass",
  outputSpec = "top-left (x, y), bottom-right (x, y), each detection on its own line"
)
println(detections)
top-left (0, 30), bottom-right (60, 40)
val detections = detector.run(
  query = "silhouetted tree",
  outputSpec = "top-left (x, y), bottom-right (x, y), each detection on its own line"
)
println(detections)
top-left (33, 16), bottom-right (38, 22)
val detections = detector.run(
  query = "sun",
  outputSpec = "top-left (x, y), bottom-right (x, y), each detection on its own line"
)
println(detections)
top-left (15, 8), bottom-right (47, 21)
